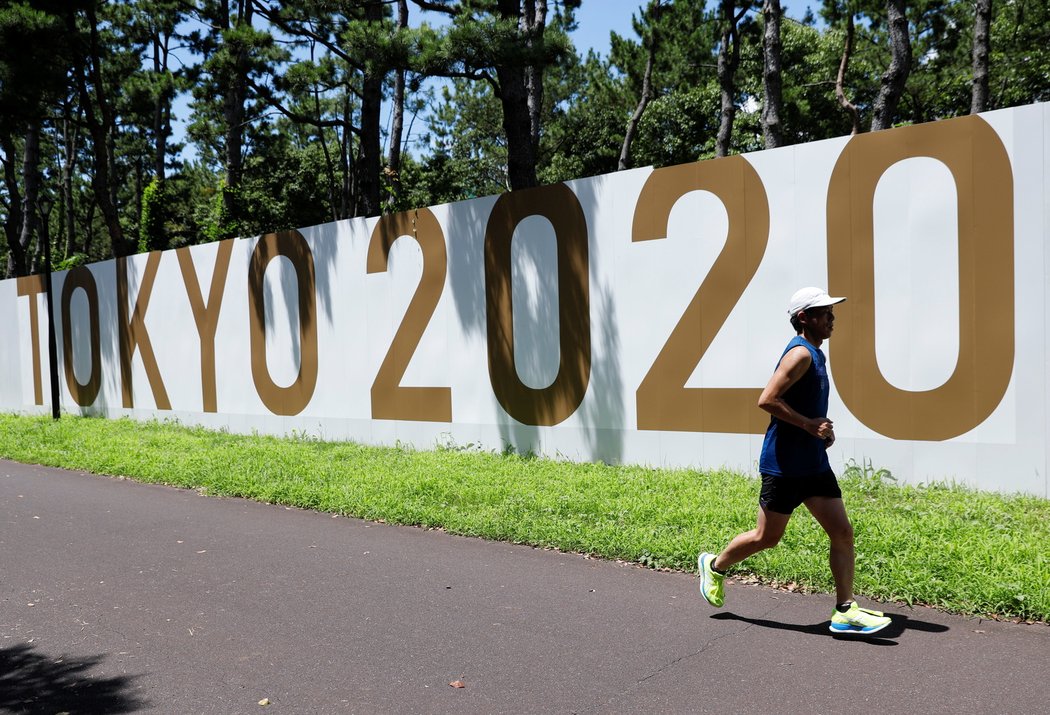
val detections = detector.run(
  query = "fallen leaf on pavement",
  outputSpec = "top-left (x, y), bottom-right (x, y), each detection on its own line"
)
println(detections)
top-left (449, 680), bottom-right (466, 689)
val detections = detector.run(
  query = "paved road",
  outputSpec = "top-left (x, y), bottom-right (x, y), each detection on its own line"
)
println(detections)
top-left (1, 459), bottom-right (1047, 714)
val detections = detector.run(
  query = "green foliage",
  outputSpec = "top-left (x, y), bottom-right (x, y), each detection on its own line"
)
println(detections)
top-left (634, 86), bottom-right (722, 165)
top-left (538, 53), bottom-right (627, 182)
top-left (235, 138), bottom-right (336, 234)
top-left (138, 176), bottom-right (167, 252)
top-left (55, 252), bottom-right (88, 271)
top-left (990, 0), bottom-right (1050, 108)
top-left (0, 1), bottom-right (75, 133)
top-left (399, 152), bottom-right (470, 209)
top-left (776, 20), bottom-right (860, 143)
top-left (841, 457), bottom-right (898, 493)
top-left (197, 187), bottom-right (224, 243)
top-left (0, 413), bottom-right (1047, 623)
top-left (540, 100), bottom-right (623, 182)
top-left (424, 78), bottom-right (509, 200)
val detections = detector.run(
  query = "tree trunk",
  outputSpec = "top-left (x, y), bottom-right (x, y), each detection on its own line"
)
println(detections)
top-left (971, 0), bottom-right (992, 114)
top-left (152, 30), bottom-right (173, 181)
top-left (496, 63), bottom-right (538, 190)
top-left (358, 76), bottom-right (383, 216)
top-left (222, 0), bottom-right (252, 228)
top-left (836, 11), bottom-right (862, 135)
top-left (77, 5), bottom-right (129, 257)
top-left (133, 157), bottom-right (144, 249)
top-left (61, 101), bottom-right (81, 260)
top-left (20, 122), bottom-right (42, 274)
top-left (495, 0), bottom-right (542, 190)
top-left (716, 0), bottom-right (743, 158)
top-left (761, 0), bottom-right (783, 148)
top-left (619, 1), bottom-right (658, 170)
top-left (386, 0), bottom-right (409, 210)
top-left (357, 1), bottom-right (385, 216)
top-left (312, 56), bottom-right (339, 223)
top-left (523, 0), bottom-right (546, 158)
top-left (342, 94), bottom-right (353, 218)
top-left (2, 133), bottom-right (26, 278)
top-left (84, 202), bottom-right (96, 257)
top-left (870, 0), bottom-right (911, 131)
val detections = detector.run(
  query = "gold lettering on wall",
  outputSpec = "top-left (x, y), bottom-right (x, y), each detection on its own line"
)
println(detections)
top-left (60, 266), bottom-right (101, 407)
top-left (248, 230), bottom-right (319, 416)
top-left (177, 239), bottom-right (234, 413)
top-left (826, 115), bottom-right (1014, 441)
top-left (632, 156), bottom-right (770, 434)
top-left (16, 275), bottom-right (46, 405)
top-left (367, 208), bottom-right (452, 422)
top-left (117, 252), bottom-right (170, 409)
top-left (485, 183), bottom-right (591, 426)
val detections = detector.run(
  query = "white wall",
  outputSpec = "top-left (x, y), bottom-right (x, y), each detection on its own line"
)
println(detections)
top-left (3, 104), bottom-right (1046, 497)
top-left (0, 278), bottom-right (24, 409)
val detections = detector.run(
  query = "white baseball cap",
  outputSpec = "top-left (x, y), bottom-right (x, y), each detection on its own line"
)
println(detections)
top-left (787, 286), bottom-right (846, 316)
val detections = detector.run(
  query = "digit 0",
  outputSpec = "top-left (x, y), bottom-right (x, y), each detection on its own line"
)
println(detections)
top-left (248, 230), bottom-right (319, 417)
top-left (826, 115), bottom-right (1014, 440)
top-left (484, 183), bottom-right (591, 426)
top-left (60, 266), bottom-right (102, 407)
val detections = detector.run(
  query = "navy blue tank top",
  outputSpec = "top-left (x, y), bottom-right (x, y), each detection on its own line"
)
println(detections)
top-left (758, 336), bottom-right (832, 477)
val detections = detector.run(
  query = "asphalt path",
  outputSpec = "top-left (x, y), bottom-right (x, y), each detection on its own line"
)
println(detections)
top-left (1, 459), bottom-right (1047, 714)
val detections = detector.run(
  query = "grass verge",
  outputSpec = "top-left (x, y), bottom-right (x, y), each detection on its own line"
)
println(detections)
top-left (1, 413), bottom-right (1047, 623)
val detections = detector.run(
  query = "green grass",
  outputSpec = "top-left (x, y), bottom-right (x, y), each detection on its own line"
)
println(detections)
top-left (1, 413), bottom-right (1047, 623)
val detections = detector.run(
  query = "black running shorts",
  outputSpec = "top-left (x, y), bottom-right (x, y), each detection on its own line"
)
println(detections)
top-left (759, 470), bottom-right (842, 514)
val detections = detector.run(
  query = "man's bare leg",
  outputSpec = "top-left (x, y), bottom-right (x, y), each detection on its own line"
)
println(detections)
top-left (803, 496), bottom-right (855, 604)
top-left (712, 506), bottom-right (792, 572)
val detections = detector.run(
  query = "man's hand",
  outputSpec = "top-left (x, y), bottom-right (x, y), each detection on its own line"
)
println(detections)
top-left (807, 417), bottom-right (835, 448)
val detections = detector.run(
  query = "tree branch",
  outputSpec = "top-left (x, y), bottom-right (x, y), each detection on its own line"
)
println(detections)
top-left (250, 0), bottom-right (362, 69)
top-left (835, 13), bottom-right (861, 136)
top-left (247, 79), bottom-right (359, 136)
top-left (619, 1), bottom-right (659, 170)
top-left (409, 0), bottom-right (461, 16)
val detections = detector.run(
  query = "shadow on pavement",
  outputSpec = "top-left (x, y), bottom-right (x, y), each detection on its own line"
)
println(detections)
top-left (711, 610), bottom-right (949, 645)
top-left (0, 643), bottom-right (146, 714)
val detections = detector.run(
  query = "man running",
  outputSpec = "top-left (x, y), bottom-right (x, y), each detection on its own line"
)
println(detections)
top-left (697, 287), bottom-right (891, 636)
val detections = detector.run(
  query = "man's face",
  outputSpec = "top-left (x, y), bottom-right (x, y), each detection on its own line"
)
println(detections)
top-left (802, 306), bottom-right (836, 339)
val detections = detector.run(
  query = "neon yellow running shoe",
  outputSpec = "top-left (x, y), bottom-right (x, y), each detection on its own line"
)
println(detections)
top-left (829, 601), bottom-right (891, 635)
top-left (697, 552), bottom-right (725, 608)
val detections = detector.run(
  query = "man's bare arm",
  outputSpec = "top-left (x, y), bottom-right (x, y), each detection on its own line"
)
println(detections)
top-left (757, 346), bottom-right (835, 445)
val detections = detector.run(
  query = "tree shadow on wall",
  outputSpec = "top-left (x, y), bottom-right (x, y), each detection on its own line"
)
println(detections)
top-left (571, 173), bottom-right (627, 465)
top-left (0, 643), bottom-right (147, 714)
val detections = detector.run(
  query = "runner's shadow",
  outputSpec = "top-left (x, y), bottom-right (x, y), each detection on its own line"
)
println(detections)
top-left (0, 643), bottom-right (147, 713)
top-left (711, 610), bottom-right (946, 645)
